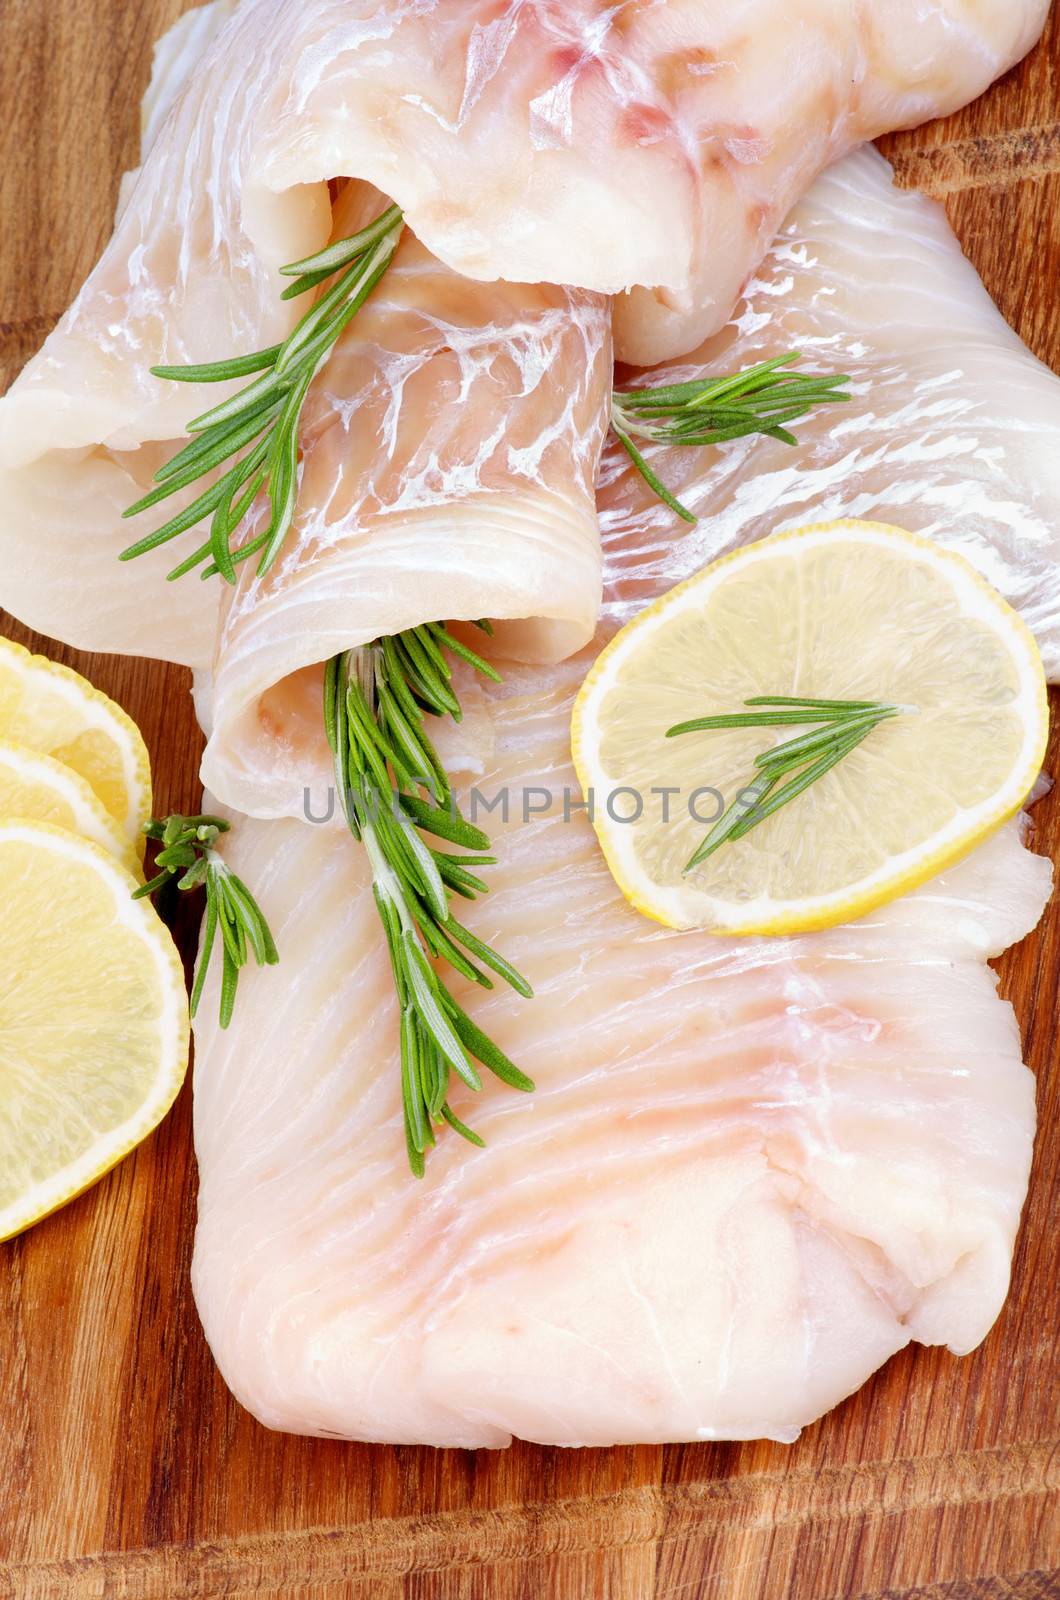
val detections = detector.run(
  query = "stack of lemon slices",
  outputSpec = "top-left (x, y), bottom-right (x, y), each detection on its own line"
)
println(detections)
top-left (0, 638), bottom-right (188, 1242)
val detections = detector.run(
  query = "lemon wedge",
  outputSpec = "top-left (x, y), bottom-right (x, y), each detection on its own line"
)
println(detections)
top-left (0, 738), bottom-right (142, 877)
top-left (0, 637), bottom-right (152, 854)
top-left (0, 820), bottom-right (188, 1241)
top-left (572, 521), bottom-right (1049, 935)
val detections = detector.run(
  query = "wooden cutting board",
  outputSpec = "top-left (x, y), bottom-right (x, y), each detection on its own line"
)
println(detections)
top-left (0, 5), bottom-right (1058, 1596)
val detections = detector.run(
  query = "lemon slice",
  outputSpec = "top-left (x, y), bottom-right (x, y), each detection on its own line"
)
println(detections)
top-left (0, 637), bottom-right (152, 854)
top-left (0, 821), bottom-right (188, 1241)
top-left (0, 739), bottom-right (142, 877)
top-left (572, 521), bottom-right (1048, 935)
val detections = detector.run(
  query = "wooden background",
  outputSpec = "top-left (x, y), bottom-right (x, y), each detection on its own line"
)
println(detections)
top-left (0, 4), bottom-right (1058, 1596)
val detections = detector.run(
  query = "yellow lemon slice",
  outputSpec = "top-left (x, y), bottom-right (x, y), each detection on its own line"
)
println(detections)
top-left (0, 821), bottom-right (188, 1241)
top-left (572, 521), bottom-right (1048, 935)
top-left (0, 637), bottom-right (152, 854)
top-left (0, 738), bottom-right (141, 877)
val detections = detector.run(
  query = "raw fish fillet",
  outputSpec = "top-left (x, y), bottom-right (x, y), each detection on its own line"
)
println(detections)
top-left (200, 183), bottom-right (610, 818)
top-left (602, 146), bottom-right (1060, 678)
top-left (0, 0), bottom-right (1047, 665)
top-left (206, 140), bottom-right (1060, 817)
top-left (115, 0), bottom-right (1050, 367)
top-left (191, 506), bottom-right (1052, 1450)
top-left (120, 0), bottom-right (242, 218)
top-left (0, 2), bottom-right (611, 680)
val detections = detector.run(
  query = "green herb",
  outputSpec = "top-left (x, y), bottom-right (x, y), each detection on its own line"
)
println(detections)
top-left (612, 353), bottom-right (851, 524)
top-left (134, 814), bottom-right (279, 1028)
top-left (325, 626), bottom-right (534, 1177)
top-left (120, 204), bottom-right (404, 584)
top-left (669, 696), bottom-right (904, 871)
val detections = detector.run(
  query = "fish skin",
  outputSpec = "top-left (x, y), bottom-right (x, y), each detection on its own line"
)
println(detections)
top-left (0, 0), bottom-right (1047, 666)
top-left (601, 145), bottom-right (1060, 680)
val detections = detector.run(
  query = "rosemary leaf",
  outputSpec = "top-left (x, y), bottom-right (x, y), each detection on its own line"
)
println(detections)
top-left (325, 630), bottom-right (533, 1177)
top-left (123, 206), bottom-right (404, 583)
top-left (667, 708), bottom-right (864, 736)
top-left (446, 918), bottom-right (533, 999)
top-left (136, 813), bottom-right (278, 1028)
top-left (440, 1104), bottom-right (488, 1148)
top-left (279, 203), bottom-right (403, 281)
top-left (674, 696), bottom-right (905, 869)
top-left (730, 720), bottom-right (878, 840)
top-left (613, 352), bottom-right (851, 523)
top-left (746, 696), bottom-right (883, 711)
top-left (612, 422), bottom-right (696, 524)
top-left (754, 708), bottom-right (896, 772)
top-left (685, 773), bottom-right (776, 871)
top-left (152, 345), bottom-right (284, 385)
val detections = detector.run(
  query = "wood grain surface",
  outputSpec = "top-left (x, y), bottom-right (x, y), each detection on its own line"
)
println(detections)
top-left (0, 4), bottom-right (1058, 1597)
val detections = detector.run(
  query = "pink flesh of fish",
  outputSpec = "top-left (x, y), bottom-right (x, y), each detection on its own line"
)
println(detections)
top-left (0, 0), bottom-right (1048, 667)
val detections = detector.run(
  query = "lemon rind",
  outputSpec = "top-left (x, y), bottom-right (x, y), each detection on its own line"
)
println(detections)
top-left (0, 636), bottom-right (153, 849)
top-left (572, 521), bottom-right (1050, 936)
top-left (0, 737), bottom-right (143, 878)
top-left (0, 819), bottom-right (188, 1242)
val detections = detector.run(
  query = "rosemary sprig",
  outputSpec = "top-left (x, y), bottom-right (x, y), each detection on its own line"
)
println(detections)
top-left (120, 204), bottom-right (405, 584)
top-left (134, 814), bottom-right (279, 1027)
top-left (669, 696), bottom-right (904, 871)
top-left (612, 353), bottom-right (851, 524)
top-left (324, 626), bottom-right (534, 1177)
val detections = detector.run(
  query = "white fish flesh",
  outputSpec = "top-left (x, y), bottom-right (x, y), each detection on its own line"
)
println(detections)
top-left (207, 141), bottom-right (1060, 820)
top-left (0, 0), bottom-right (1047, 666)
top-left (201, 181), bottom-right (611, 818)
top-left (187, 104), bottom-right (1058, 1452)
top-left (115, 0), bottom-right (1050, 366)
top-left (118, 0), bottom-right (242, 221)
top-left (192, 685), bottom-right (1050, 1447)
top-left (601, 146), bottom-right (1060, 679)
top-left (0, 3), bottom-right (612, 679)
top-left (191, 405), bottom-right (1053, 1443)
